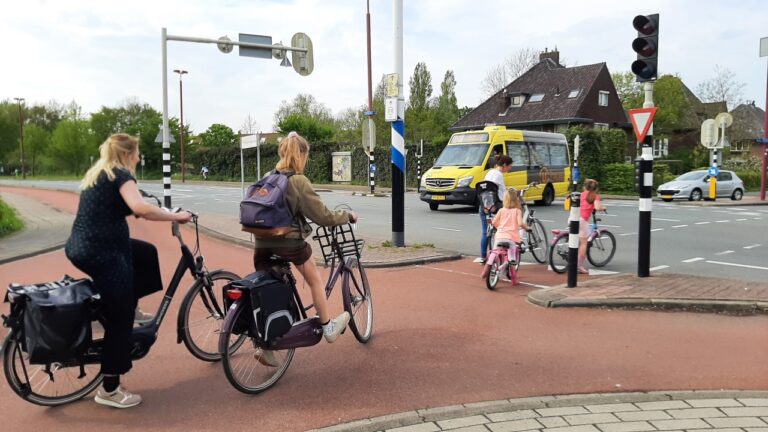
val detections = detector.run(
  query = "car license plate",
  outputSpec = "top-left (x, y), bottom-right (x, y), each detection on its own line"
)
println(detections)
top-left (661, 195), bottom-right (672, 199)
top-left (433, 195), bottom-right (446, 201)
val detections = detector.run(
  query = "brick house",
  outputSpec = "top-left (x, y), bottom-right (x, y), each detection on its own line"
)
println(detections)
top-left (729, 101), bottom-right (766, 161)
top-left (452, 50), bottom-right (629, 133)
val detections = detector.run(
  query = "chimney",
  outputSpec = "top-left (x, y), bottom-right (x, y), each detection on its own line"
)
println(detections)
top-left (539, 48), bottom-right (560, 66)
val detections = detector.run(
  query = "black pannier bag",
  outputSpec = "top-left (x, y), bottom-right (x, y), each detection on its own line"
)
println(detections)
top-left (225, 271), bottom-right (295, 343)
top-left (15, 276), bottom-right (99, 364)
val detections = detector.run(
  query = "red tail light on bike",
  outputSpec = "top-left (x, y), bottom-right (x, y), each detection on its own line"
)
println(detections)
top-left (226, 289), bottom-right (243, 300)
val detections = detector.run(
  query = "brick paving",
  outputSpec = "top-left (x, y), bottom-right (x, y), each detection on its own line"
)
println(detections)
top-left (306, 392), bottom-right (768, 432)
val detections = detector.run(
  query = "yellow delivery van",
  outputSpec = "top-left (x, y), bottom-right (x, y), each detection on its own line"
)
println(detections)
top-left (419, 126), bottom-right (571, 210)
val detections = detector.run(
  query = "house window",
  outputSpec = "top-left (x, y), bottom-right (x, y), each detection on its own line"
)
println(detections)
top-left (554, 124), bottom-right (568, 133)
top-left (567, 89), bottom-right (580, 98)
top-left (598, 91), bottom-right (609, 106)
top-left (529, 93), bottom-right (545, 103)
top-left (594, 122), bottom-right (609, 130)
top-left (511, 95), bottom-right (525, 107)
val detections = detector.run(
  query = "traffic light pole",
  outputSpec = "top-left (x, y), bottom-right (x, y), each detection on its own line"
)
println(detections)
top-left (638, 82), bottom-right (654, 278)
top-left (567, 192), bottom-right (581, 288)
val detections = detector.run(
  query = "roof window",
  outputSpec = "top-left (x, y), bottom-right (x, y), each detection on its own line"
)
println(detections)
top-left (529, 93), bottom-right (545, 103)
top-left (567, 89), bottom-right (581, 99)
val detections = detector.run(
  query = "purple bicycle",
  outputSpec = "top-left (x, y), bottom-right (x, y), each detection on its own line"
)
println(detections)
top-left (218, 222), bottom-right (372, 395)
top-left (548, 209), bottom-right (616, 273)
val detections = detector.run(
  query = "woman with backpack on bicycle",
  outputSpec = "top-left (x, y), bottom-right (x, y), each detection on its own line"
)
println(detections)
top-left (251, 131), bottom-right (356, 361)
top-left (475, 154), bottom-right (512, 264)
top-left (578, 179), bottom-right (606, 274)
top-left (65, 133), bottom-right (192, 408)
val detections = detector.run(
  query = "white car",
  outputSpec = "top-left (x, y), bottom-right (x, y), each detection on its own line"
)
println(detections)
top-left (657, 170), bottom-right (745, 202)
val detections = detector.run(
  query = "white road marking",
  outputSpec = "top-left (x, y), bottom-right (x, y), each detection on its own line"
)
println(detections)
top-left (727, 207), bottom-right (748, 211)
top-left (652, 217), bottom-right (680, 222)
top-left (432, 227), bottom-right (461, 232)
top-left (744, 244), bottom-right (762, 249)
top-left (649, 265), bottom-right (670, 271)
top-left (600, 224), bottom-right (622, 228)
top-left (682, 257), bottom-right (705, 263)
top-left (715, 250), bottom-right (734, 255)
top-left (588, 269), bottom-right (619, 275)
top-left (715, 220), bottom-right (730, 223)
top-left (695, 221), bottom-right (710, 225)
top-left (651, 228), bottom-right (663, 232)
top-left (735, 218), bottom-right (748, 221)
top-left (753, 217), bottom-right (763, 220)
top-left (672, 224), bottom-right (688, 228)
top-left (620, 232), bottom-right (637, 236)
top-left (706, 261), bottom-right (768, 271)
top-left (418, 265), bottom-right (552, 289)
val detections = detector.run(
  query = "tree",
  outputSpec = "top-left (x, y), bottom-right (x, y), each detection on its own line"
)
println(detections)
top-left (49, 119), bottom-right (96, 174)
top-left (23, 123), bottom-right (50, 176)
top-left (408, 62), bottom-right (433, 115)
top-left (434, 70), bottom-right (460, 143)
top-left (652, 75), bottom-right (693, 135)
top-left (0, 101), bottom-right (21, 168)
top-left (696, 65), bottom-right (746, 111)
top-left (199, 123), bottom-right (236, 148)
top-left (611, 71), bottom-right (643, 111)
top-left (240, 113), bottom-right (259, 135)
top-left (480, 47), bottom-right (539, 97)
top-left (333, 106), bottom-right (364, 144)
top-left (273, 93), bottom-right (334, 129)
top-left (277, 114), bottom-right (334, 142)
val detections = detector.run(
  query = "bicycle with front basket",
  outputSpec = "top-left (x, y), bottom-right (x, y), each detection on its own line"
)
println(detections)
top-left (218, 220), bottom-right (373, 395)
top-left (2, 190), bottom-right (241, 406)
top-left (548, 209), bottom-right (616, 273)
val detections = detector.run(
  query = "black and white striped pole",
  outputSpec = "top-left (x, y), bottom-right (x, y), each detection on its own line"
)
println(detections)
top-left (369, 152), bottom-right (375, 194)
top-left (636, 83), bottom-right (657, 278)
top-left (416, 139), bottom-right (423, 192)
top-left (567, 192), bottom-right (581, 288)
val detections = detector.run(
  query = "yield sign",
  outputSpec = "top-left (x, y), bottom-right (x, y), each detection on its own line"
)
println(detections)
top-left (628, 107), bottom-right (658, 142)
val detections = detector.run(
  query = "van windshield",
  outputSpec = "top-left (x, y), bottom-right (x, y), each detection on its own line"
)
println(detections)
top-left (434, 144), bottom-right (490, 167)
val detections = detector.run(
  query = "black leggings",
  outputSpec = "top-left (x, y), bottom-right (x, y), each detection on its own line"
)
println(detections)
top-left (67, 239), bottom-right (162, 375)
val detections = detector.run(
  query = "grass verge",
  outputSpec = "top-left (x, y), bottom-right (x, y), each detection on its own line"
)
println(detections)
top-left (0, 198), bottom-right (24, 238)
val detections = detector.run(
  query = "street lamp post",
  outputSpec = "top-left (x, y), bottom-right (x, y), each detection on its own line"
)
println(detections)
top-left (173, 69), bottom-right (188, 183)
top-left (13, 97), bottom-right (25, 179)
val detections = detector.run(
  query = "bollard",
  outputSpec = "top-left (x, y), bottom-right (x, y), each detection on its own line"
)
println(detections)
top-left (567, 192), bottom-right (581, 288)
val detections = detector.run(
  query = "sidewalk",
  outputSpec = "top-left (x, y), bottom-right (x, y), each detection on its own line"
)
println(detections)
top-left (0, 192), bottom-right (73, 264)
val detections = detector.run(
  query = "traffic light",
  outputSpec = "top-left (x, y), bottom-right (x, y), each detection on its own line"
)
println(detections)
top-left (631, 14), bottom-right (659, 82)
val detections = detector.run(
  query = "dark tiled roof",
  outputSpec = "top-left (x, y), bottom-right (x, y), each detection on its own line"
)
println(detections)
top-left (730, 103), bottom-right (766, 140)
top-left (452, 60), bottom-right (608, 130)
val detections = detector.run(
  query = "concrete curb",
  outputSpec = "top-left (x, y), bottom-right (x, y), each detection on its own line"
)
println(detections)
top-left (0, 241), bottom-right (66, 265)
top-left (527, 285), bottom-right (768, 314)
top-left (306, 390), bottom-right (768, 432)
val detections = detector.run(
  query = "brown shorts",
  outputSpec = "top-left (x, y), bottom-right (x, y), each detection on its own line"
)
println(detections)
top-left (253, 242), bottom-right (313, 270)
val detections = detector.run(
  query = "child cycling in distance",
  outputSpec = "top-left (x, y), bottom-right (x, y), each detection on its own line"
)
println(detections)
top-left (578, 179), bottom-right (606, 274)
top-left (482, 188), bottom-right (528, 285)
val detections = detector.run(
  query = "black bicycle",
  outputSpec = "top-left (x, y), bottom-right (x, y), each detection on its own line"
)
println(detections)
top-left (1, 191), bottom-right (240, 406)
top-left (219, 221), bottom-right (373, 395)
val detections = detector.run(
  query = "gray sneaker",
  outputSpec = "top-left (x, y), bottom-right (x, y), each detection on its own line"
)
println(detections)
top-left (323, 312), bottom-right (350, 343)
top-left (255, 348), bottom-right (279, 367)
top-left (94, 386), bottom-right (142, 408)
top-left (134, 307), bottom-right (154, 325)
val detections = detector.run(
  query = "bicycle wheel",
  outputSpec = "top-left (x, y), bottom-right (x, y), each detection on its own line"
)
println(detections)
top-left (343, 257), bottom-right (373, 343)
top-left (3, 330), bottom-right (103, 406)
top-left (220, 301), bottom-right (294, 395)
top-left (178, 270), bottom-right (242, 362)
top-left (588, 231), bottom-right (616, 267)
top-left (485, 259), bottom-right (501, 290)
top-left (548, 234), bottom-right (569, 274)
top-left (527, 219), bottom-right (549, 264)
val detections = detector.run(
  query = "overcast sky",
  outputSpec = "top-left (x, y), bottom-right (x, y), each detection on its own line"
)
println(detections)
top-left (2, 0), bottom-right (767, 136)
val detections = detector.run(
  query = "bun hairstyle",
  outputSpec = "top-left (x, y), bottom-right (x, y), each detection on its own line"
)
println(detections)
top-left (80, 133), bottom-right (138, 190)
top-left (494, 154), bottom-right (513, 167)
top-left (276, 131), bottom-right (310, 173)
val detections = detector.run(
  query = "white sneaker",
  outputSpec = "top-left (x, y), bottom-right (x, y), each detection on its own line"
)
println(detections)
top-left (255, 348), bottom-right (279, 367)
top-left (472, 257), bottom-right (486, 264)
top-left (323, 312), bottom-right (350, 343)
top-left (94, 385), bottom-right (142, 408)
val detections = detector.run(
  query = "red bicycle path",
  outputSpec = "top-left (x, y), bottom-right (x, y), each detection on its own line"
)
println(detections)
top-left (1, 188), bottom-right (767, 432)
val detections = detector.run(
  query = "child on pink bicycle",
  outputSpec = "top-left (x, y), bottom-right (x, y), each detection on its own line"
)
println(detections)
top-left (481, 188), bottom-right (528, 286)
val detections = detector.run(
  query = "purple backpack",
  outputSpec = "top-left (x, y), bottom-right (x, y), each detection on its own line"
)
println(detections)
top-left (240, 172), bottom-right (296, 237)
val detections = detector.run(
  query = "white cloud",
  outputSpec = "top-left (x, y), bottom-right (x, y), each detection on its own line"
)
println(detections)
top-left (2, 0), bottom-right (766, 137)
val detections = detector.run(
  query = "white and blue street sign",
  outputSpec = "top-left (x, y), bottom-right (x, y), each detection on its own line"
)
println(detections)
top-left (370, 164), bottom-right (377, 172)
top-left (708, 166), bottom-right (719, 177)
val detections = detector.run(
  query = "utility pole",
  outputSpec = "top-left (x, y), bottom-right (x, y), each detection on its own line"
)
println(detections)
top-left (365, 0), bottom-right (376, 195)
top-left (13, 97), bottom-right (25, 179)
top-left (173, 69), bottom-right (188, 183)
top-left (390, 0), bottom-right (405, 247)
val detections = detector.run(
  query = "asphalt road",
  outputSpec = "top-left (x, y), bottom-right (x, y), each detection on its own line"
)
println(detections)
top-left (2, 180), bottom-right (767, 282)
top-left (1, 188), bottom-right (766, 432)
